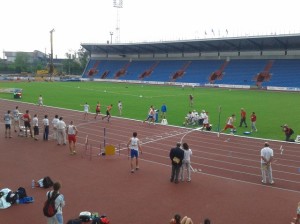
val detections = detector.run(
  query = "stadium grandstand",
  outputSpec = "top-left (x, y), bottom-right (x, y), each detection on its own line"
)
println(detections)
top-left (81, 34), bottom-right (300, 91)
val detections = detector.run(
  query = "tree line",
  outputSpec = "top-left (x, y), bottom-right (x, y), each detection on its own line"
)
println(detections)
top-left (0, 48), bottom-right (89, 76)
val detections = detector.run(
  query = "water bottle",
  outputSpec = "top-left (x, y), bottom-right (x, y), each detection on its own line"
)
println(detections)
top-left (31, 179), bottom-right (35, 188)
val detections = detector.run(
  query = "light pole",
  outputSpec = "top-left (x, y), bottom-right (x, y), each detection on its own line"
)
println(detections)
top-left (49, 29), bottom-right (55, 76)
top-left (113, 0), bottom-right (123, 43)
top-left (110, 32), bottom-right (114, 44)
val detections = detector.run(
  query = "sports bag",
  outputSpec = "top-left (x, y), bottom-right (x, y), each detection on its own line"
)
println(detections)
top-left (0, 188), bottom-right (12, 209)
top-left (43, 192), bottom-right (60, 217)
top-left (43, 176), bottom-right (54, 188)
top-left (92, 215), bottom-right (110, 224)
top-left (67, 219), bottom-right (82, 224)
top-left (79, 211), bottom-right (91, 222)
top-left (17, 187), bottom-right (27, 199)
top-left (5, 191), bottom-right (17, 204)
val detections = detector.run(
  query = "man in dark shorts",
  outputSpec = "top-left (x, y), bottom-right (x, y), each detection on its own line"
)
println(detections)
top-left (102, 104), bottom-right (113, 122)
top-left (4, 110), bottom-right (13, 138)
top-left (32, 114), bottom-right (39, 140)
top-left (94, 101), bottom-right (101, 119)
top-left (22, 110), bottom-right (33, 137)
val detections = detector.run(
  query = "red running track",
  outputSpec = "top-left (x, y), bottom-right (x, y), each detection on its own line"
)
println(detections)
top-left (0, 99), bottom-right (299, 224)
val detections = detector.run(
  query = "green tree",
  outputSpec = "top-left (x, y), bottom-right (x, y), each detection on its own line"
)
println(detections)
top-left (77, 47), bottom-right (89, 70)
top-left (14, 52), bottom-right (30, 73)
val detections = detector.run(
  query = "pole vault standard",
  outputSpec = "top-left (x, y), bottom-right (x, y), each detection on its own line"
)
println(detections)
top-left (217, 105), bottom-right (221, 137)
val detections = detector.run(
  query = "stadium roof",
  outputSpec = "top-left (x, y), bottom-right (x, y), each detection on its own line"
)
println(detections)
top-left (81, 34), bottom-right (300, 55)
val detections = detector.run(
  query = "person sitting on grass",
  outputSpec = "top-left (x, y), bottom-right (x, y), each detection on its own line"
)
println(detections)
top-left (183, 111), bottom-right (193, 126)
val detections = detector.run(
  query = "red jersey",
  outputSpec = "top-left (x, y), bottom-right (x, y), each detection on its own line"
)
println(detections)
top-left (96, 104), bottom-right (100, 112)
top-left (251, 114), bottom-right (256, 122)
top-left (23, 113), bottom-right (31, 122)
top-left (241, 110), bottom-right (246, 118)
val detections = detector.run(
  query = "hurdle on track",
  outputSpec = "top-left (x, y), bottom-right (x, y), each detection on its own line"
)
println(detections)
top-left (81, 132), bottom-right (121, 160)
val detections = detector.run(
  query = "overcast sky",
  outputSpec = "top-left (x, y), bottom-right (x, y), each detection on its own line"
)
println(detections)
top-left (1, 0), bottom-right (299, 58)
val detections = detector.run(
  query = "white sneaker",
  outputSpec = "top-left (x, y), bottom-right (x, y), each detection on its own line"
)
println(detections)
top-left (270, 181), bottom-right (274, 185)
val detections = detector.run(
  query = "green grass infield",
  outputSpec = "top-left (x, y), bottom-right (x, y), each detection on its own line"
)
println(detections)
top-left (0, 81), bottom-right (299, 141)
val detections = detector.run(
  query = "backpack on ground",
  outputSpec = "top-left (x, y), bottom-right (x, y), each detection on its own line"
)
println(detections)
top-left (0, 188), bottom-right (12, 209)
top-left (5, 191), bottom-right (18, 204)
top-left (66, 219), bottom-right (82, 224)
top-left (92, 215), bottom-right (110, 224)
top-left (79, 211), bottom-right (91, 222)
top-left (43, 176), bottom-right (54, 188)
top-left (17, 187), bottom-right (27, 199)
top-left (43, 192), bottom-right (60, 217)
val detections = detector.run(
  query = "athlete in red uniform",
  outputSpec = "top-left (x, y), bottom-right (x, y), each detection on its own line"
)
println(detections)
top-left (94, 102), bottom-right (101, 119)
top-left (221, 114), bottom-right (236, 133)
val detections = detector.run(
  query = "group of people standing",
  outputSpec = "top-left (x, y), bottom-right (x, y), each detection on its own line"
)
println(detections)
top-left (3, 104), bottom-right (79, 156)
top-left (81, 100), bottom-right (123, 121)
top-left (221, 108), bottom-right (257, 134)
top-left (169, 142), bottom-right (193, 183)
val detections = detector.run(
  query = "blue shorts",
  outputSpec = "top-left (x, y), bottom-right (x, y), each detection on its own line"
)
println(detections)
top-left (130, 149), bottom-right (139, 158)
top-left (147, 115), bottom-right (153, 119)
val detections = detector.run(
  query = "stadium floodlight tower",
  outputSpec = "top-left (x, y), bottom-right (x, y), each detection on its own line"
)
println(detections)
top-left (113, 0), bottom-right (123, 43)
top-left (49, 29), bottom-right (55, 77)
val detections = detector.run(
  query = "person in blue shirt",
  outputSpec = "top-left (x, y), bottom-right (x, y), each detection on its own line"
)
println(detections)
top-left (161, 103), bottom-right (167, 120)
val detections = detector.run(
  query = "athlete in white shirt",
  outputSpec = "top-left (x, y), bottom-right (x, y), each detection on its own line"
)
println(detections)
top-left (81, 102), bottom-right (90, 120)
top-left (260, 142), bottom-right (274, 184)
top-left (127, 132), bottom-right (142, 173)
top-left (4, 110), bottom-right (13, 138)
top-left (66, 121), bottom-right (78, 155)
top-left (12, 106), bottom-right (20, 133)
